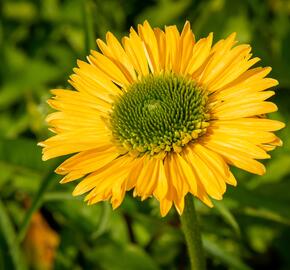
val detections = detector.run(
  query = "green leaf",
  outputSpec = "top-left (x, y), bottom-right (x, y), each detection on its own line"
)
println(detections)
top-left (228, 185), bottom-right (290, 224)
top-left (91, 202), bottom-right (111, 239)
top-left (137, 0), bottom-right (191, 26)
top-left (214, 201), bottom-right (241, 236)
top-left (3, 1), bottom-right (37, 21)
top-left (0, 199), bottom-right (27, 270)
top-left (247, 153), bottom-right (290, 189)
top-left (222, 12), bottom-right (252, 42)
top-left (43, 191), bottom-right (75, 201)
top-left (93, 243), bottom-right (160, 270)
top-left (0, 138), bottom-right (55, 194)
top-left (0, 138), bottom-right (43, 171)
top-left (203, 238), bottom-right (251, 270)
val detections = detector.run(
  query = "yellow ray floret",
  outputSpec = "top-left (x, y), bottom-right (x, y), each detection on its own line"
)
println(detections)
top-left (39, 21), bottom-right (285, 217)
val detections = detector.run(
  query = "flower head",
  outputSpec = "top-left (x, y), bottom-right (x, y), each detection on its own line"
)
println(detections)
top-left (39, 21), bottom-right (284, 216)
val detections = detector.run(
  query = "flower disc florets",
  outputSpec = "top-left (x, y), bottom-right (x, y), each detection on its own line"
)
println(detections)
top-left (110, 73), bottom-right (210, 155)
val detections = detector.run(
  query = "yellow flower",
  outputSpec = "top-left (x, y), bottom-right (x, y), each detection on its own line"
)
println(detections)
top-left (39, 21), bottom-right (284, 216)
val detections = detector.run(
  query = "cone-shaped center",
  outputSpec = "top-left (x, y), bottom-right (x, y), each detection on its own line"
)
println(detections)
top-left (110, 73), bottom-right (209, 155)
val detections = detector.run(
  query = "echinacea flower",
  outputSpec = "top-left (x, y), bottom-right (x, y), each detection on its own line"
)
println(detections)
top-left (39, 21), bottom-right (284, 216)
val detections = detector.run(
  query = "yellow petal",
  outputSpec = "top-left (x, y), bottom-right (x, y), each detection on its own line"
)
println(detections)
top-left (140, 158), bottom-right (160, 200)
top-left (211, 69), bottom-right (278, 100)
top-left (41, 129), bottom-right (111, 160)
top-left (198, 32), bottom-right (237, 84)
top-left (89, 50), bottom-right (130, 87)
top-left (204, 140), bottom-right (266, 175)
top-left (226, 172), bottom-right (237, 186)
top-left (126, 157), bottom-right (144, 191)
top-left (202, 44), bottom-right (251, 86)
top-left (135, 156), bottom-right (154, 198)
top-left (73, 155), bottom-right (132, 196)
top-left (164, 153), bottom-right (186, 200)
top-left (56, 146), bottom-right (120, 182)
top-left (74, 60), bottom-right (122, 97)
top-left (174, 196), bottom-right (185, 215)
top-left (153, 159), bottom-right (168, 200)
top-left (179, 21), bottom-right (195, 74)
top-left (160, 198), bottom-right (173, 217)
top-left (213, 101), bottom-right (277, 119)
top-left (203, 135), bottom-right (270, 159)
top-left (97, 32), bottom-right (137, 83)
top-left (210, 118), bottom-right (285, 131)
top-left (208, 56), bottom-right (260, 91)
top-left (209, 121), bottom-right (277, 144)
top-left (185, 32), bottom-right (213, 75)
top-left (164, 25), bottom-right (180, 72)
top-left (138, 20), bottom-right (160, 73)
top-left (153, 28), bottom-right (166, 71)
top-left (193, 143), bottom-right (228, 192)
top-left (182, 146), bottom-right (224, 200)
top-left (212, 91), bottom-right (275, 114)
top-left (123, 27), bottom-right (150, 76)
top-left (111, 181), bottom-right (126, 209)
top-left (175, 154), bottom-right (197, 195)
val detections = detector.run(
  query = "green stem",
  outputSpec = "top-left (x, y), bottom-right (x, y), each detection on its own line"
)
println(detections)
top-left (180, 195), bottom-right (206, 270)
top-left (17, 167), bottom-right (56, 243)
top-left (82, 0), bottom-right (95, 56)
top-left (0, 199), bottom-right (27, 270)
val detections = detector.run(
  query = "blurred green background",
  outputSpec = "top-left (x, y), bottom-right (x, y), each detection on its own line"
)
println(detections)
top-left (0, 0), bottom-right (290, 269)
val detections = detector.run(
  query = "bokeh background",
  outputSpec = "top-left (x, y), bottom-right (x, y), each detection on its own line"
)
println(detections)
top-left (1, 0), bottom-right (290, 269)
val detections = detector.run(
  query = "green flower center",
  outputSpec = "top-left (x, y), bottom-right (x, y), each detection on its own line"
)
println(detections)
top-left (110, 73), bottom-right (210, 155)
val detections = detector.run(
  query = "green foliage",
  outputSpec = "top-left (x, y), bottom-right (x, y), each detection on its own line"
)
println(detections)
top-left (0, 0), bottom-right (290, 269)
